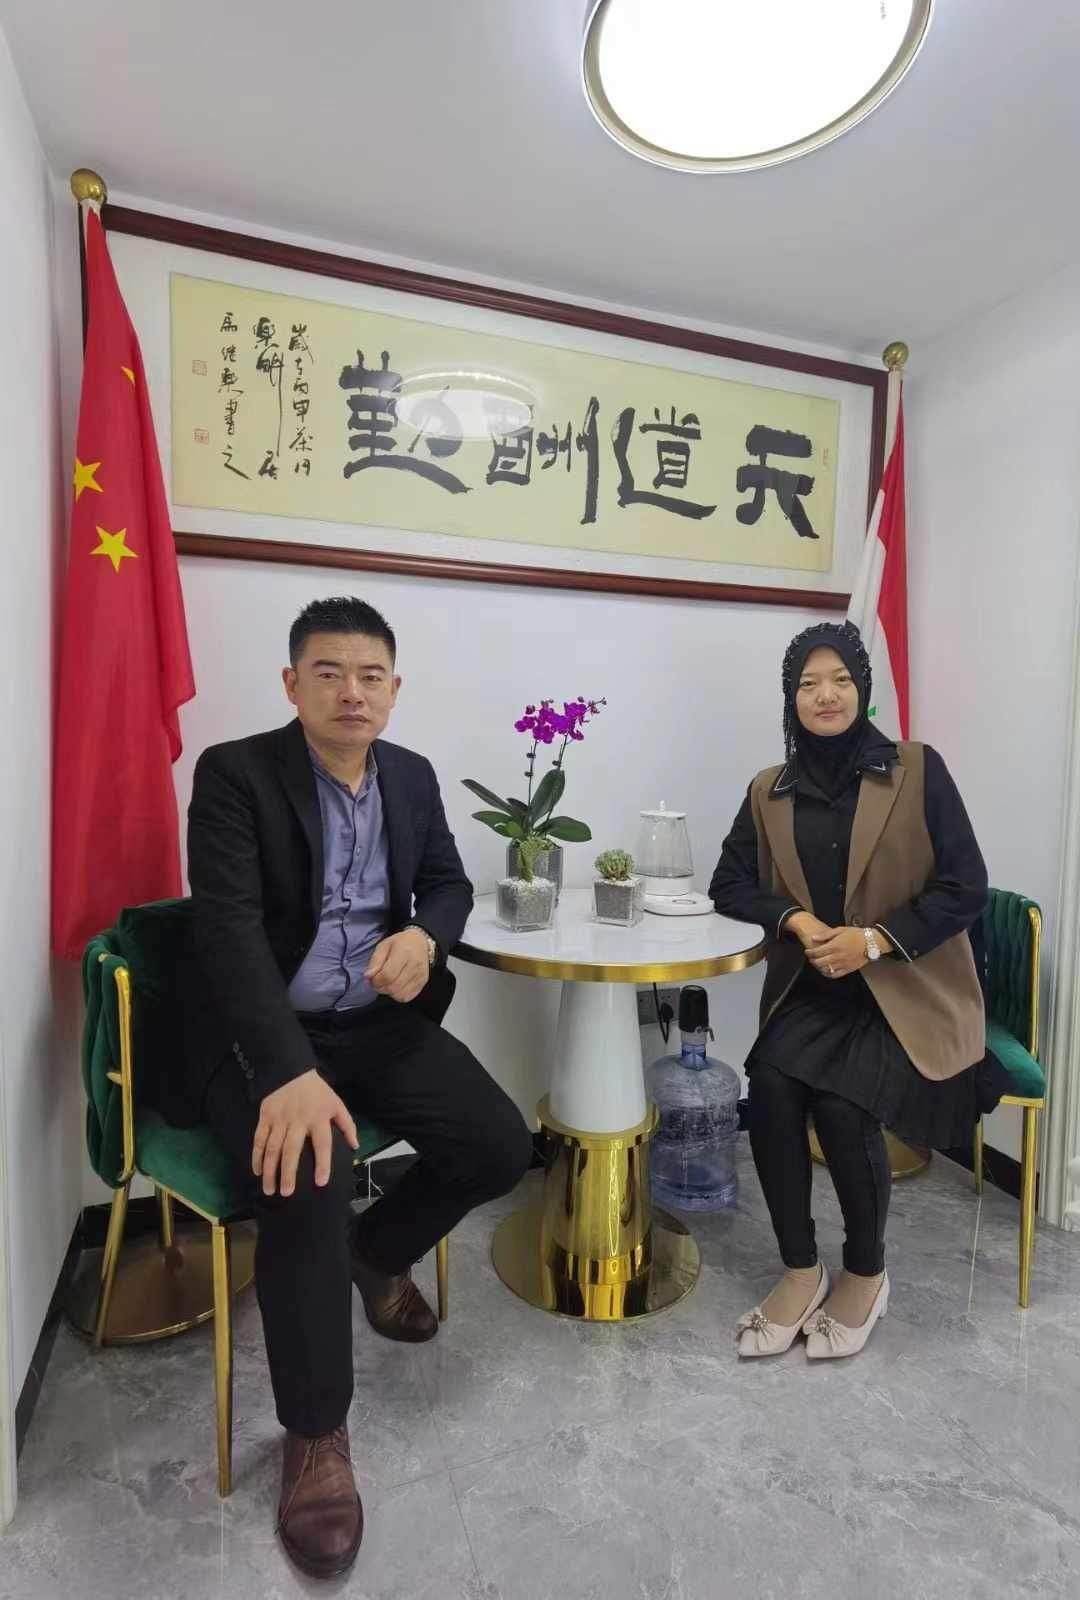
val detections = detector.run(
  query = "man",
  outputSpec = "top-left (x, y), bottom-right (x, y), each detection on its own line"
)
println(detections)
top-left (187, 595), bottom-right (532, 1580)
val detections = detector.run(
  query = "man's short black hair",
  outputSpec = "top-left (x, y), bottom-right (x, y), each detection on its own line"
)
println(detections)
top-left (288, 596), bottom-right (397, 667)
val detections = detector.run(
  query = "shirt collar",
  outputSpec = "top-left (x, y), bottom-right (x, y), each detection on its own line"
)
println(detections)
top-left (306, 742), bottom-right (379, 797)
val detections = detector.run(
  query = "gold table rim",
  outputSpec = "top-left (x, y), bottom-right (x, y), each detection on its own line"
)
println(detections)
top-left (452, 930), bottom-right (765, 984)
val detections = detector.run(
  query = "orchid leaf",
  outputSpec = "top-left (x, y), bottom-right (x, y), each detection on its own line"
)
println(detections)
top-left (528, 768), bottom-right (566, 827)
top-left (471, 809), bottom-right (518, 838)
top-left (543, 816), bottom-right (592, 843)
top-left (462, 779), bottom-right (511, 813)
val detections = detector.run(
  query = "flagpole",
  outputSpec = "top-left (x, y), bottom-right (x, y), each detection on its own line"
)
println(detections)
top-left (882, 339), bottom-right (908, 456)
top-left (70, 168), bottom-right (107, 350)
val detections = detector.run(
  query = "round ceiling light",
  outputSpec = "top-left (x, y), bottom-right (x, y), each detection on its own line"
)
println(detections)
top-left (582, 0), bottom-right (933, 174)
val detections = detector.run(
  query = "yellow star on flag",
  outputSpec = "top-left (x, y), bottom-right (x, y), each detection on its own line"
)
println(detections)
top-left (91, 526), bottom-right (138, 573)
top-left (121, 366), bottom-right (135, 384)
top-left (73, 458), bottom-right (103, 501)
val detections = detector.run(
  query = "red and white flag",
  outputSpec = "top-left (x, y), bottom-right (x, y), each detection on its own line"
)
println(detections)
top-left (847, 399), bottom-right (909, 739)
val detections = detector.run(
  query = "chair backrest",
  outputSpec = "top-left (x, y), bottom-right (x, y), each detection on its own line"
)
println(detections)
top-left (81, 931), bottom-right (131, 1187)
top-left (82, 898), bottom-right (195, 1185)
top-left (981, 888), bottom-right (1042, 1057)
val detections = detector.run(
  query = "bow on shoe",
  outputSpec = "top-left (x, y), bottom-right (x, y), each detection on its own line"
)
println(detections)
top-left (734, 1305), bottom-right (779, 1354)
top-left (806, 1309), bottom-right (853, 1355)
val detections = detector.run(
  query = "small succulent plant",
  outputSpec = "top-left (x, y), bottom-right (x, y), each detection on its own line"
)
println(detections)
top-left (594, 848), bottom-right (635, 882)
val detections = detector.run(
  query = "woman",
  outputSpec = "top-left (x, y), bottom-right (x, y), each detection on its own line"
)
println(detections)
top-left (710, 621), bottom-right (1006, 1360)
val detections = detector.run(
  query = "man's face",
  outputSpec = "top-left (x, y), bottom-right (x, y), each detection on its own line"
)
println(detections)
top-left (283, 632), bottom-right (400, 753)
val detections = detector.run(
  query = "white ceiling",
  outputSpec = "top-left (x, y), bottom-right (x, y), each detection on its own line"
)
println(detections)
top-left (3, 1), bottom-right (1078, 354)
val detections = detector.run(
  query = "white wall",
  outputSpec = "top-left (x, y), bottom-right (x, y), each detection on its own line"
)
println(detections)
top-left (0, 31), bottom-right (82, 1400)
top-left (908, 262), bottom-right (1080, 1159)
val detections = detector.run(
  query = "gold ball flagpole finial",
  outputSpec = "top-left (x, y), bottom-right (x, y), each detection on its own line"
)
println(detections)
top-left (882, 340), bottom-right (909, 372)
top-left (70, 168), bottom-right (107, 205)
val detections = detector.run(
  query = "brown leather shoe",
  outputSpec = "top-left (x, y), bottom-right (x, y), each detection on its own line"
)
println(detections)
top-left (350, 1240), bottom-right (439, 1342)
top-left (277, 1424), bottom-right (363, 1580)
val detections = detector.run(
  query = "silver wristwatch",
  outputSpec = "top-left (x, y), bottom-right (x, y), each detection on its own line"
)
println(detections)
top-left (406, 925), bottom-right (437, 967)
top-left (862, 927), bottom-right (882, 963)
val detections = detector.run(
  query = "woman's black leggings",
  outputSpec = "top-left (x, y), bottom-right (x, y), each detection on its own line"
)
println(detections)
top-left (748, 1061), bottom-right (891, 1276)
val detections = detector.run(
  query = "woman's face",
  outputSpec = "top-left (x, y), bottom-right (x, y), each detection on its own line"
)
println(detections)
top-left (795, 647), bottom-right (860, 737)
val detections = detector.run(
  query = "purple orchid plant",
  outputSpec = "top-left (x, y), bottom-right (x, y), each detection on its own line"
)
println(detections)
top-left (463, 697), bottom-right (606, 880)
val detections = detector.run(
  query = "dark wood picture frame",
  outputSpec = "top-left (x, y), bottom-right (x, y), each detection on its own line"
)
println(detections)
top-left (101, 203), bottom-right (886, 610)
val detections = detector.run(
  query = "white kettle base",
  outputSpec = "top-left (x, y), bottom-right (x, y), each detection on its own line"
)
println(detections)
top-left (643, 891), bottom-right (714, 917)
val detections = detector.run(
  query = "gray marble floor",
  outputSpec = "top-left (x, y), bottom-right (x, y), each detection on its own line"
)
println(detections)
top-left (5, 1147), bottom-right (1080, 1600)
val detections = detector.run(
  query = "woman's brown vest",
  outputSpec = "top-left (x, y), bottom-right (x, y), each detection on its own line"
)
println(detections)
top-left (749, 742), bottom-right (984, 1081)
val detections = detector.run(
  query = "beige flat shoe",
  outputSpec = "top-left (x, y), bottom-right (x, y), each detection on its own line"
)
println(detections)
top-left (804, 1273), bottom-right (889, 1360)
top-left (736, 1265), bottom-right (830, 1358)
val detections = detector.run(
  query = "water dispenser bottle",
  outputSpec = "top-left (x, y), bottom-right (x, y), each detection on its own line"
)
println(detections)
top-left (646, 985), bottom-right (741, 1211)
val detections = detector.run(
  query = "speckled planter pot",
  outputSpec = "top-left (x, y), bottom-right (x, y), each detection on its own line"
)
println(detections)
top-left (496, 876), bottom-right (557, 932)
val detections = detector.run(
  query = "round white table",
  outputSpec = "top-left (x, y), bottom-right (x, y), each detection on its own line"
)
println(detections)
top-left (455, 888), bottom-right (764, 1321)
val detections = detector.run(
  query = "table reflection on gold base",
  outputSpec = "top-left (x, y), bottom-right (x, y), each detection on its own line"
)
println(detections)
top-left (809, 1126), bottom-right (931, 1178)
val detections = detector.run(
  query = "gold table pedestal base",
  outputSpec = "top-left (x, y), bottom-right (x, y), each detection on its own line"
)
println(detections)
top-left (492, 1096), bottom-right (700, 1321)
top-left (67, 1224), bottom-right (256, 1344)
top-left (492, 1197), bottom-right (700, 1320)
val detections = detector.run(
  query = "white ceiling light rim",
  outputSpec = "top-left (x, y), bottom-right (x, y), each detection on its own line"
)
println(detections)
top-left (581, 0), bottom-right (935, 175)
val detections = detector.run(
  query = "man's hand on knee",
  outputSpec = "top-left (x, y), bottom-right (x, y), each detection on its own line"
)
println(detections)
top-left (253, 1069), bottom-right (359, 1197)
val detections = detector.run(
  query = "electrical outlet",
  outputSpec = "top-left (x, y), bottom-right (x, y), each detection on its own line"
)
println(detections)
top-left (637, 985), bottom-right (680, 1027)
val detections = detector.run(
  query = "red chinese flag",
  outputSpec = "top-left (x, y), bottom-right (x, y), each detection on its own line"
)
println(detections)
top-left (51, 210), bottom-right (195, 958)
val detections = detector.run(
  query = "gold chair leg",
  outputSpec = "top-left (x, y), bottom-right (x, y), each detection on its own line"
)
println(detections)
top-left (435, 1235), bottom-right (449, 1322)
top-left (1018, 1107), bottom-right (1038, 1309)
top-left (157, 1188), bottom-right (175, 1252)
top-left (93, 1181), bottom-right (130, 1348)
top-left (973, 1118), bottom-right (985, 1195)
top-left (211, 1223), bottom-right (234, 1497)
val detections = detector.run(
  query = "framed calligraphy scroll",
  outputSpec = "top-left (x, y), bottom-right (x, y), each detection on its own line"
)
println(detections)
top-left (103, 206), bottom-right (886, 607)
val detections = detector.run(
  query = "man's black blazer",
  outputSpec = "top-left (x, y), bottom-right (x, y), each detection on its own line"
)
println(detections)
top-left (182, 717), bottom-right (473, 1115)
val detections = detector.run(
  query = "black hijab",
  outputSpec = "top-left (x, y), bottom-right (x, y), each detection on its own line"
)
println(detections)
top-left (781, 621), bottom-right (874, 799)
